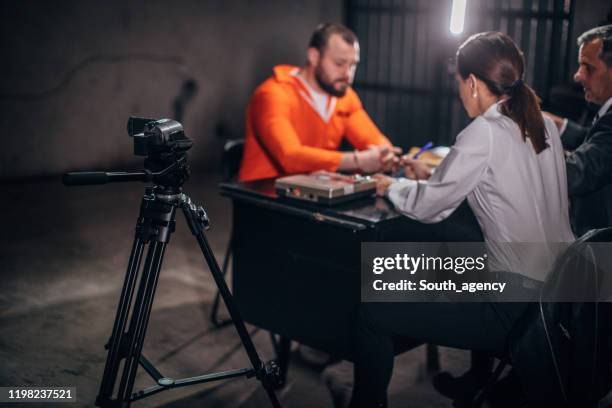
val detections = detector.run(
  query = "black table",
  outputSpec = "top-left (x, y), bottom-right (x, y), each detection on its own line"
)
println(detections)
top-left (220, 179), bottom-right (483, 371)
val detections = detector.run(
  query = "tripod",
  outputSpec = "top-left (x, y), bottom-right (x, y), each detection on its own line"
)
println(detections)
top-left (65, 167), bottom-right (282, 407)
top-left (64, 117), bottom-right (281, 407)
top-left (96, 183), bottom-right (281, 407)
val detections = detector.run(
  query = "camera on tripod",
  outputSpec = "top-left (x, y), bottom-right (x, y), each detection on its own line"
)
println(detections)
top-left (63, 116), bottom-right (282, 407)
top-left (63, 117), bottom-right (194, 189)
top-left (127, 117), bottom-right (192, 156)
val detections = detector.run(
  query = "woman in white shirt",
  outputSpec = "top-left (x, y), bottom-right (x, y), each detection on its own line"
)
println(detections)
top-left (347, 32), bottom-right (575, 407)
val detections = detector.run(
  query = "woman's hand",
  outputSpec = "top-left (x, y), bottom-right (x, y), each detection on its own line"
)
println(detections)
top-left (400, 156), bottom-right (432, 180)
top-left (372, 173), bottom-right (396, 196)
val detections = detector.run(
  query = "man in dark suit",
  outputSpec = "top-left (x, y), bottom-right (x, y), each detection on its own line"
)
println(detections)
top-left (547, 25), bottom-right (612, 236)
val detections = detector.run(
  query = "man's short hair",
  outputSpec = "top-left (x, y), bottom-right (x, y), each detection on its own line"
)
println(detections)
top-left (308, 22), bottom-right (357, 53)
top-left (578, 24), bottom-right (612, 67)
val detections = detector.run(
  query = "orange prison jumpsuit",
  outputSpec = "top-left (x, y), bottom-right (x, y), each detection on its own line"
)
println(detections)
top-left (238, 65), bottom-right (391, 182)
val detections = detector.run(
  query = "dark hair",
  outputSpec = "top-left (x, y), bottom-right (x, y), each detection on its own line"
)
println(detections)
top-left (308, 22), bottom-right (358, 53)
top-left (577, 24), bottom-right (612, 67)
top-left (456, 32), bottom-right (548, 154)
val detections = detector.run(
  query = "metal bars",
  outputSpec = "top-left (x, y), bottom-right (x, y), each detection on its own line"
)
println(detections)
top-left (346, 0), bottom-right (574, 147)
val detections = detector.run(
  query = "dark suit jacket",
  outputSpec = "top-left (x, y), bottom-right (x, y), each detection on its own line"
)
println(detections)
top-left (562, 109), bottom-right (612, 236)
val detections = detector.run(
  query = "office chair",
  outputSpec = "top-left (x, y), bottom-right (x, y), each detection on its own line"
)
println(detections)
top-left (210, 139), bottom-right (244, 328)
top-left (471, 228), bottom-right (612, 407)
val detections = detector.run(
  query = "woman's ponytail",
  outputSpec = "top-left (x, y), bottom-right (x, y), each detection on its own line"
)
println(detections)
top-left (500, 81), bottom-right (548, 154)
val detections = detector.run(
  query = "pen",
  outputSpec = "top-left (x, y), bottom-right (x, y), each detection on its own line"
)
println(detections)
top-left (413, 141), bottom-right (434, 159)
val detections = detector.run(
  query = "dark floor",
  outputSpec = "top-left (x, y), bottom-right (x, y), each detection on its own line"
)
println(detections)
top-left (1, 173), bottom-right (610, 407)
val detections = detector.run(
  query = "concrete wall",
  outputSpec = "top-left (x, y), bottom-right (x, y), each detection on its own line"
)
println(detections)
top-left (0, 0), bottom-right (342, 179)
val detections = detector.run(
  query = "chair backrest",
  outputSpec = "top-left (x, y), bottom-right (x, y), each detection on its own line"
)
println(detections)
top-left (579, 227), bottom-right (612, 242)
top-left (221, 139), bottom-right (245, 182)
top-left (509, 227), bottom-right (612, 406)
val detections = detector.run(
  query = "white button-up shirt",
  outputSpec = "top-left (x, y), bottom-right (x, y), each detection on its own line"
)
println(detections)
top-left (387, 101), bottom-right (575, 280)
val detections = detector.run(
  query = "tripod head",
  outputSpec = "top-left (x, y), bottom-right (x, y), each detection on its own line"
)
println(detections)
top-left (63, 117), bottom-right (192, 194)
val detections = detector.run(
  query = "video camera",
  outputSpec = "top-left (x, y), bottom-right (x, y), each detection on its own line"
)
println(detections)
top-left (63, 117), bottom-right (193, 190)
top-left (127, 117), bottom-right (192, 156)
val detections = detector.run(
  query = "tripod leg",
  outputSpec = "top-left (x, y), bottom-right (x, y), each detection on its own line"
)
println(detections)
top-left (273, 335), bottom-right (291, 388)
top-left (199, 232), bottom-right (281, 407)
top-left (210, 232), bottom-right (233, 328)
top-left (97, 237), bottom-right (146, 406)
top-left (181, 203), bottom-right (281, 408)
top-left (116, 240), bottom-right (168, 403)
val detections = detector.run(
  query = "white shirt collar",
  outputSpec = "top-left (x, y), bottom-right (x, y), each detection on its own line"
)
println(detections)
top-left (290, 69), bottom-right (336, 123)
top-left (482, 100), bottom-right (503, 118)
top-left (597, 97), bottom-right (612, 119)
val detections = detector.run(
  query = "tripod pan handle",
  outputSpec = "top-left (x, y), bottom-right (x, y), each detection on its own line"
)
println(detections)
top-left (63, 172), bottom-right (108, 185)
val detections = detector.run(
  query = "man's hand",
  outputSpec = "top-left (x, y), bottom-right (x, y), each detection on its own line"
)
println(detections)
top-left (372, 173), bottom-right (396, 196)
top-left (353, 146), bottom-right (381, 173)
top-left (543, 111), bottom-right (567, 133)
top-left (378, 145), bottom-right (402, 172)
top-left (339, 145), bottom-right (402, 173)
top-left (355, 145), bottom-right (401, 173)
top-left (400, 156), bottom-right (432, 180)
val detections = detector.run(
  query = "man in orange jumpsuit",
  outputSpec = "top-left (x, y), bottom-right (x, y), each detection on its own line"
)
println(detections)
top-left (239, 22), bottom-right (398, 182)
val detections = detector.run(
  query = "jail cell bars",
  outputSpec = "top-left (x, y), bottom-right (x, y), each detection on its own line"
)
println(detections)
top-left (346, 0), bottom-right (573, 148)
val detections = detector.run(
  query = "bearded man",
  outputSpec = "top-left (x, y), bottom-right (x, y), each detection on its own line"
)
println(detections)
top-left (239, 22), bottom-right (399, 181)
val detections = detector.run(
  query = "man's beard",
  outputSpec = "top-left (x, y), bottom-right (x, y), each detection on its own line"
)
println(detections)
top-left (315, 65), bottom-right (349, 97)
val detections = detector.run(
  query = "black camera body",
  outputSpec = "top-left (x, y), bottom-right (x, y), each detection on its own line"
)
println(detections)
top-left (127, 117), bottom-right (193, 191)
top-left (127, 117), bottom-right (193, 156)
